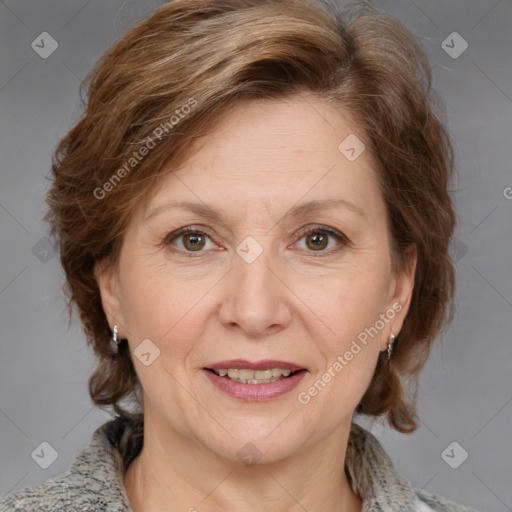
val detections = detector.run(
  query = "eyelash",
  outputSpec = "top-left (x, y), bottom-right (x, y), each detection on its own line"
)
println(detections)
top-left (162, 225), bottom-right (349, 257)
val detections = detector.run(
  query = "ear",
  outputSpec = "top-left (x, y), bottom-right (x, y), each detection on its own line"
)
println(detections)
top-left (94, 256), bottom-right (127, 338)
top-left (384, 243), bottom-right (417, 347)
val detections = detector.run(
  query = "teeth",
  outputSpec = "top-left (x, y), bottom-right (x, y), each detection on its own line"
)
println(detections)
top-left (239, 369), bottom-right (255, 380)
top-left (212, 367), bottom-right (296, 383)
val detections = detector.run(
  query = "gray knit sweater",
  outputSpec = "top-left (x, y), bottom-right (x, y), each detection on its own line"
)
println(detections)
top-left (0, 416), bottom-right (480, 512)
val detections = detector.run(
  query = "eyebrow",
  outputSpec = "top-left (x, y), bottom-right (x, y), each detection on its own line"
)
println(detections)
top-left (145, 198), bottom-right (365, 224)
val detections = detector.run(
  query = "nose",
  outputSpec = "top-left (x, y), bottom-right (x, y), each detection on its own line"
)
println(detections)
top-left (218, 246), bottom-right (293, 337)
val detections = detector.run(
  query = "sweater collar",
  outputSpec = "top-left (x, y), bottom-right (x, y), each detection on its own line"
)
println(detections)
top-left (345, 422), bottom-right (420, 511)
top-left (71, 416), bottom-right (419, 511)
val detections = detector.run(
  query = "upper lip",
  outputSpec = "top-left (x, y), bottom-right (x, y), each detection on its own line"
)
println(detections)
top-left (205, 359), bottom-right (306, 372)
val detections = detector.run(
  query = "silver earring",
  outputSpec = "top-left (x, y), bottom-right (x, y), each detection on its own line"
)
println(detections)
top-left (110, 324), bottom-right (120, 353)
top-left (387, 332), bottom-right (395, 361)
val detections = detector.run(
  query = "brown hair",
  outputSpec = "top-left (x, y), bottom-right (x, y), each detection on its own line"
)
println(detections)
top-left (46, 0), bottom-right (455, 433)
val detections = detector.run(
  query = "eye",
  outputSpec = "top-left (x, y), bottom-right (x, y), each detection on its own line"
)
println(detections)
top-left (294, 225), bottom-right (349, 255)
top-left (163, 227), bottom-right (217, 254)
top-left (163, 224), bottom-right (349, 256)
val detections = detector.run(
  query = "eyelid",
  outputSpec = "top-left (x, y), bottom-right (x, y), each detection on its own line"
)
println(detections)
top-left (162, 223), bottom-right (350, 253)
top-left (294, 224), bottom-right (350, 246)
top-left (162, 225), bottom-right (216, 245)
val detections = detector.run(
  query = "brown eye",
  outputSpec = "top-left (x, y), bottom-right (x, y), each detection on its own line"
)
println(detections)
top-left (305, 231), bottom-right (328, 251)
top-left (295, 225), bottom-right (349, 255)
top-left (182, 232), bottom-right (206, 251)
top-left (164, 227), bottom-right (215, 253)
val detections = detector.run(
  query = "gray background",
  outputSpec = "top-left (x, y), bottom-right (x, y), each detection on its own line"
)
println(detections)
top-left (1, 0), bottom-right (511, 510)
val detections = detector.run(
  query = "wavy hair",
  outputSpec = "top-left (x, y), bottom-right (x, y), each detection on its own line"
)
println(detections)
top-left (46, 0), bottom-right (456, 433)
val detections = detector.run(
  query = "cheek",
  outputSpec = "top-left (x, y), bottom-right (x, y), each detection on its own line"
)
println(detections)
top-left (295, 259), bottom-right (391, 343)
top-left (116, 254), bottom-right (175, 340)
top-left (117, 254), bottom-right (218, 351)
top-left (291, 260), bottom-right (391, 412)
top-left (296, 273), bottom-right (386, 415)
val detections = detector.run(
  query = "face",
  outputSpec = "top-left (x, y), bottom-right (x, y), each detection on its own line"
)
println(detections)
top-left (96, 92), bottom-right (416, 464)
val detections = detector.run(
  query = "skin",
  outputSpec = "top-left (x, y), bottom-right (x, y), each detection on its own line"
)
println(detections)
top-left (96, 92), bottom-right (417, 512)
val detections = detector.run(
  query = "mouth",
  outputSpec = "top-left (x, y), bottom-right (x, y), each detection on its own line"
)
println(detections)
top-left (205, 367), bottom-right (303, 384)
top-left (202, 359), bottom-right (307, 401)
top-left (204, 359), bottom-right (306, 383)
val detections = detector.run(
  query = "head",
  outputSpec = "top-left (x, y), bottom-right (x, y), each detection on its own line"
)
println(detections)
top-left (46, 0), bottom-right (455, 462)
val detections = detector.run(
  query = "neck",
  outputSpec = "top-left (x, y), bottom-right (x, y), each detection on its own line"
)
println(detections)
top-left (124, 417), bottom-right (362, 512)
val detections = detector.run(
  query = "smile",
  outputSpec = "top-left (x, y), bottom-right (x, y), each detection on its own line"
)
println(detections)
top-left (211, 367), bottom-right (294, 383)
top-left (202, 360), bottom-right (307, 401)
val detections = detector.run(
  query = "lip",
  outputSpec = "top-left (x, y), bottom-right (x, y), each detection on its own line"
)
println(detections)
top-left (202, 368), bottom-right (307, 401)
top-left (205, 359), bottom-right (305, 372)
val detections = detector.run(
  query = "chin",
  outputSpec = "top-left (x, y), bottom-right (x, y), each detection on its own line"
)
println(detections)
top-left (197, 423), bottom-right (306, 466)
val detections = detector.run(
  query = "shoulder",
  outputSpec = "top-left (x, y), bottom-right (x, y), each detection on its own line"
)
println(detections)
top-left (0, 465), bottom-right (129, 512)
top-left (0, 416), bottom-right (139, 512)
top-left (414, 487), bottom-right (481, 512)
top-left (347, 422), bottom-right (482, 512)
top-left (0, 472), bottom-right (96, 512)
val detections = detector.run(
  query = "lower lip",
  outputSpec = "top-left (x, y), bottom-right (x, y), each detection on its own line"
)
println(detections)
top-left (202, 369), bottom-right (307, 401)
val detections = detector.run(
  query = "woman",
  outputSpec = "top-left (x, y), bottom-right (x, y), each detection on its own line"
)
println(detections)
top-left (0, 0), bottom-right (480, 511)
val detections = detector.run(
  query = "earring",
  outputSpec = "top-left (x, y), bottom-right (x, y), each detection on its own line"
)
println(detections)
top-left (110, 324), bottom-right (120, 354)
top-left (387, 332), bottom-right (395, 361)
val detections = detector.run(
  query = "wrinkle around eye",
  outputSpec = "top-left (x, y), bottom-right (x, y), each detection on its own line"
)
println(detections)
top-left (159, 228), bottom-right (351, 262)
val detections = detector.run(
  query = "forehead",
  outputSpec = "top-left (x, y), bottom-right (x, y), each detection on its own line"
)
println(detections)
top-left (141, 94), bottom-right (382, 222)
